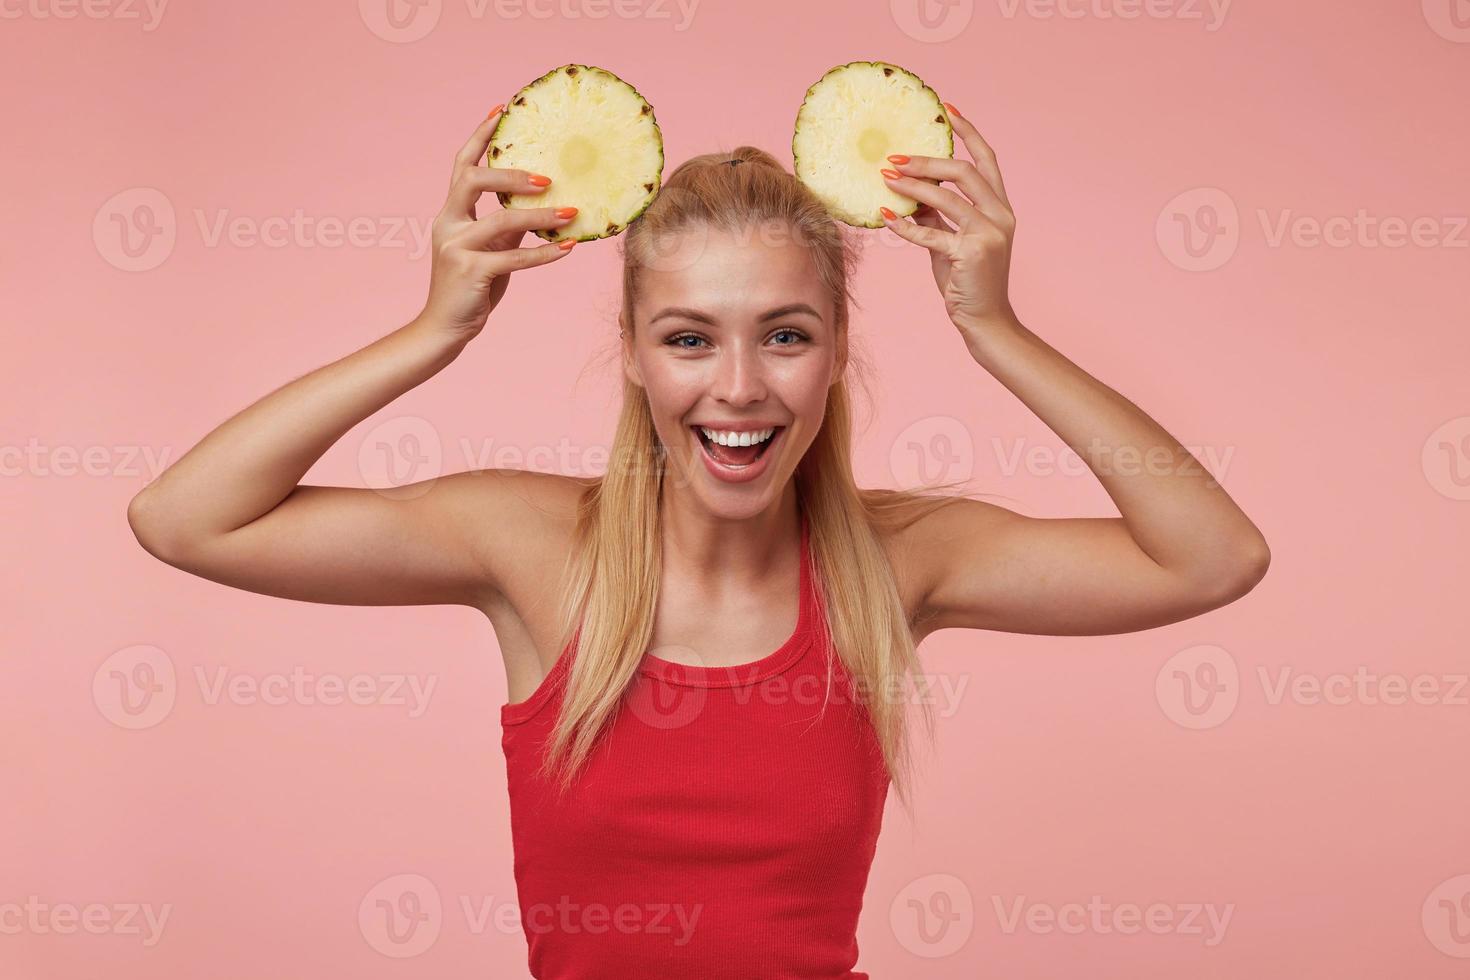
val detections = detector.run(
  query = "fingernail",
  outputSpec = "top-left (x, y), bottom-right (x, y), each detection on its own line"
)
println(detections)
top-left (528, 173), bottom-right (552, 186)
top-left (879, 206), bottom-right (897, 221)
top-left (557, 239), bottom-right (577, 251)
top-left (886, 154), bottom-right (911, 165)
top-left (487, 103), bottom-right (505, 119)
top-left (943, 101), bottom-right (960, 116)
top-left (555, 207), bottom-right (578, 219)
top-left (880, 168), bottom-right (904, 180)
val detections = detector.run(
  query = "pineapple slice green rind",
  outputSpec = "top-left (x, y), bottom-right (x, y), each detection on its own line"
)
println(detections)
top-left (488, 64), bottom-right (664, 243)
top-left (792, 61), bottom-right (954, 229)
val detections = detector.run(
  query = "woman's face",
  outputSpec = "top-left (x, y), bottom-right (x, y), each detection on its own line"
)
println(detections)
top-left (624, 223), bottom-right (845, 520)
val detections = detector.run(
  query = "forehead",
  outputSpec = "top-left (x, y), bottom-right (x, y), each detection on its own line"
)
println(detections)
top-left (635, 225), bottom-right (828, 322)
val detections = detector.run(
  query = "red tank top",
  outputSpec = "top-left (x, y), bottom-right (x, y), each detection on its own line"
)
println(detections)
top-left (500, 515), bottom-right (891, 978)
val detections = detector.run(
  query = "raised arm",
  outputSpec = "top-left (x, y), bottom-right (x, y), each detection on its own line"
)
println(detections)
top-left (126, 108), bottom-right (580, 607)
top-left (881, 103), bottom-right (1269, 639)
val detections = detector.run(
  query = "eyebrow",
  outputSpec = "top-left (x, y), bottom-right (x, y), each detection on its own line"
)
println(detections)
top-left (648, 303), bottom-right (823, 326)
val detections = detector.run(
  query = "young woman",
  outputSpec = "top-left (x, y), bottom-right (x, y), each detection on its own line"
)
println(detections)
top-left (127, 102), bottom-right (1270, 978)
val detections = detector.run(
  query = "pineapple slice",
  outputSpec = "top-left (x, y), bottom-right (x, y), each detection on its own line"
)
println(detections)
top-left (792, 62), bottom-right (953, 228)
top-left (488, 64), bottom-right (664, 243)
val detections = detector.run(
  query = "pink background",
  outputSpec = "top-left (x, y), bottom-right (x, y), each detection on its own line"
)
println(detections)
top-left (5, 0), bottom-right (1468, 976)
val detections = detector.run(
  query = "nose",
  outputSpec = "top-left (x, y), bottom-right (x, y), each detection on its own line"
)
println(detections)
top-left (709, 342), bottom-right (768, 407)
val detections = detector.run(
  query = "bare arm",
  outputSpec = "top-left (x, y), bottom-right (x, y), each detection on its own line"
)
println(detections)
top-left (883, 103), bottom-right (1269, 639)
top-left (127, 108), bottom-right (580, 607)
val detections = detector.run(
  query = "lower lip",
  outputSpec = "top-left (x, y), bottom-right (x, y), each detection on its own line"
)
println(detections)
top-left (693, 427), bottom-right (783, 484)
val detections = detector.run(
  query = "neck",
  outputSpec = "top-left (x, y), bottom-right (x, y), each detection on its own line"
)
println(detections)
top-left (657, 485), bottom-right (802, 596)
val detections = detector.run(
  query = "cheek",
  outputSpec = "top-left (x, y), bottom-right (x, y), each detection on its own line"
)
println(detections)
top-left (636, 359), bottom-right (704, 427)
top-left (774, 361), bottom-right (833, 420)
top-left (642, 363), bottom-right (696, 400)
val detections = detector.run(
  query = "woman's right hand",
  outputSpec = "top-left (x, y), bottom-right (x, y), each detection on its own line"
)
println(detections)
top-left (418, 106), bottom-right (579, 339)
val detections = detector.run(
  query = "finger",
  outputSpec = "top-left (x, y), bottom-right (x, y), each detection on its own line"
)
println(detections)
top-left (476, 238), bottom-right (577, 276)
top-left (444, 164), bottom-right (550, 222)
top-left (912, 203), bottom-right (954, 234)
top-left (451, 106), bottom-right (504, 189)
top-left (886, 155), bottom-right (1009, 224)
top-left (456, 205), bottom-right (579, 250)
top-left (880, 207), bottom-right (960, 256)
top-left (880, 170), bottom-right (987, 233)
top-left (941, 103), bottom-right (1010, 208)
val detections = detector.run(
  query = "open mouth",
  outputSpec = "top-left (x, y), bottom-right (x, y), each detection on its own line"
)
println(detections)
top-left (692, 425), bottom-right (784, 469)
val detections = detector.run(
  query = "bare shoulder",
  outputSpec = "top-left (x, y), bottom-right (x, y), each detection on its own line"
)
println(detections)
top-left (860, 489), bottom-right (1011, 643)
top-left (427, 467), bottom-right (592, 607)
top-left (443, 468), bottom-right (593, 697)
top-left (858, 487), bottom-right (987, 637)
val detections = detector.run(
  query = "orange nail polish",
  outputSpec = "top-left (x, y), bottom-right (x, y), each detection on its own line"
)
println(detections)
top-left (528, 174), bottom-right (552, 187)
top-left (887, 154), bottom-right (911, 165)
top-left (879, 207), bottom-right (897, 221)
top-left (556, 239), bottom-right (577, 251)
top-left (555, 207), bottom-right (578, 219)
top-left (880, 168), bottom-right (904, 180)
top-left (487, 103), bottom-right (505, 118)
top-left (943, 101), bottom-right (960, 116)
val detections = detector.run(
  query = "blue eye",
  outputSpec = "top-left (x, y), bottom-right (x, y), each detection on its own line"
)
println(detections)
top-left (664, 329), bottom-right (809, 349)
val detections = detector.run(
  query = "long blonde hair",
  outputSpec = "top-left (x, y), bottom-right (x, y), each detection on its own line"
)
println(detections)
top-left (539, 145), bottom-right (974, 811)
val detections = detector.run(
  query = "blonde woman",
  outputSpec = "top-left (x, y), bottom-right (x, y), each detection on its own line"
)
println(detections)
top-left (127, 103), bottom-right (1270, 978)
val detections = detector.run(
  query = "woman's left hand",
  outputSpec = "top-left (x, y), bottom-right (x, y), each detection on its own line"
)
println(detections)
top-left (879, 103), bottom-right (1017, 334)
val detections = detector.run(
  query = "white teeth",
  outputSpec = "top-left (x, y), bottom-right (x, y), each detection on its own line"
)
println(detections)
top-left (699, 426), bottom-right (775, 447)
